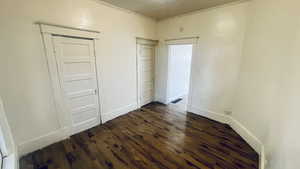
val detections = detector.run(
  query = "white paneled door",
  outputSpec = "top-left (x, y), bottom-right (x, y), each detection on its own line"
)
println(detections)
top-left (53, 36), bottom-right (100, 135)
top-left (137, 43), bottom-right (156, 107)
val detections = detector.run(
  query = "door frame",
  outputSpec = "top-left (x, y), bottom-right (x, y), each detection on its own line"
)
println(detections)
top-left (0, 97), bottom-right (17, 169)
top-left (136, 37), bottom-right (158, 108)
top-left (38, 22), bottom-right (103, 138)
top-left (165, 37), bottom-right (199, 108)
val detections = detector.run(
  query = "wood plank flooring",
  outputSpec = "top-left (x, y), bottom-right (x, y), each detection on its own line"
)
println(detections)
top-left (20, 103), bottom-right (259, 169)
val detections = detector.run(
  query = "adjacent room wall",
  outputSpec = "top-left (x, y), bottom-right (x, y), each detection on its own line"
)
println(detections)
top-left (0, 0), bottom-right (156, 155)
top-left (2, 0), bottom-right (299, 168)
top-left (232, 0), bottom-right (300, 168)
top-left (156, 1), bottom-right (249, 114)
top-left (167, 45), bottom-right (192, 102)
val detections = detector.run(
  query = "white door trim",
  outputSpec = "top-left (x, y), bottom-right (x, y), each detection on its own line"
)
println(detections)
top-left (37, 22), bottom-right (100, 39)
top-left (136, 38), bottom-right (158, 108)
top-left (165, 37), bottom-right (199, 108)
top-left (165, 37), bottom-right (199, 45)
top-left (39, 23), bottom-right (103, 138)
top-left (0, 97), bottom-right (17, 169)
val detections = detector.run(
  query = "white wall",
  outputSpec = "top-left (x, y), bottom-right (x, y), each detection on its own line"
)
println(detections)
top-left (156, 2), bottom-right (249, 113)
top-left (2, 0), bottom-right (299, 167)
top-left (232, 0), bottom-right (300, 168)
top-left (0, 0), bottom-right (156, 155)
top-left (167, 45), bottom-right (192, 102)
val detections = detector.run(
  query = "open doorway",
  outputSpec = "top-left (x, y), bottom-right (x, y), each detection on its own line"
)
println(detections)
top-left (166, 44), bottom-right (193, 111)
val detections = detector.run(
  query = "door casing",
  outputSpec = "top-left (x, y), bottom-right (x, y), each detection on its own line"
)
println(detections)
top-left (39, 23), bottom-right (103, 138)
top-left (136, 38), bottom-right (158, 108)
top-left (165, 37), bottom-right (199, 107)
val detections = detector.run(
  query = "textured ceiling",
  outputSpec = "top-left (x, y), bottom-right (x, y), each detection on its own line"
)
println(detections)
top-left (100, 0), bottom-right (241, 20)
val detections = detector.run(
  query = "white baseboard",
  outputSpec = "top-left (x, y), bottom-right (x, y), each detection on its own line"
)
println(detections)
top-left (187, 104), bottom-right (265, 169)
top-left (155, 95), bottom-right (168, 104)
top-left (17, 103), bottom-right (265, 169)
top-left (18, 127), bottom-right (69, 157)
top-left (228, 116), bottom-right (262, 153)
top-left (17, 103), bottom-right (138, 157)
top-left (228, 116), bottom-right (266, 169)
top-left (187, 105), bottom-right (231, 124)
top-left (101, 103), bottom-right (138, 123)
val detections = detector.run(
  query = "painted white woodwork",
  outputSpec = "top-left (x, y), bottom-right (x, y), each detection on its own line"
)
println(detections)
top-left (137, 38), bottom-right (158, 107)
top-left (38, 22), bottom-right (100, 39)
top-left (53, 36), bottom-right (101, 135)
top-left (165, 37), bottom-right (199, 45)
top-left (0, 97), bottom-right (17, 169)
top-left (167, 44), bottom-right (193, 103)
top-left (157, 37), bottom-right (198, 105)
top-left (39, 23), bottom-right (102, 137)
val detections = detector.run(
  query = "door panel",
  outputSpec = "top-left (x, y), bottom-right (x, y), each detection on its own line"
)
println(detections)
top-left (62, 43), bottom-right (91, 59)
top-left (69, 95), bottom-right (96, 109)
top-left (64, 62), bottom-right (93, 74)
top-left (53, 36), bottom-right (100, 135)
top-left (138, 44), bottom-right (155, 106)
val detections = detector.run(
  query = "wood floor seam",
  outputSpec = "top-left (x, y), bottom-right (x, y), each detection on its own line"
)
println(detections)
top-left (20, 102), bottom-right (258, 169)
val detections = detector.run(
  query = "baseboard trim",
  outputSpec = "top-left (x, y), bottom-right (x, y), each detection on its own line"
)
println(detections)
top-left (102, 103), bottom-right (138, 123)
top-left (187, 104), bottom-right (265, 169)
top-left (17, 103), bottom-right (265, 169)
top-left (228, 116), bottom-right (262, 153)
top-left (17, 103), bottom-right (138, 157)
top-left (155, 96), bottom-right (168, 104)
top-left (18, 127), bottom-right (69, 157)
top-left (187, 105), bottom-right (231, 124)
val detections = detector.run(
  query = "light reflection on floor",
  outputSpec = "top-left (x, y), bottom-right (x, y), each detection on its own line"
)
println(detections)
top-left (163, 100), bottom-right (188, 151)
top-left (168, 95), bottom-right (188, 112)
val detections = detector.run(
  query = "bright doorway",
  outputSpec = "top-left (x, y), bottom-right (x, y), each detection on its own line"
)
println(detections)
top-left (167, 44), bottom-right (193, 111)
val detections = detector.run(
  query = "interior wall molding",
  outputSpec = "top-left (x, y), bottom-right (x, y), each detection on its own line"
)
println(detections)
top-left (154, 96), bottom-right (168, 104)
top-left (164, 38), bottom-right (199, 109)
top-left (0, 98), bottom-right (18, 169)
top-left (36, 22), bottom-right (100, 34)
top-left (187, 105), bottom-right (231, 124)
top-left (38, 22), bottom-right (104, 142)
top-left (17, 101), bottom-right (138, 157)
top-left (101, 103), bottom-right (138, 123)
top-left (37, 22), bottom-right (100, 39)
top-left (165, 36), bottom-right (199, 45)
top-left (136, 37), bottom-right (159, 46)
top-left (187, 104), bottom-right (265, 169)
top-left (18, 127), bottom-right (69, 157)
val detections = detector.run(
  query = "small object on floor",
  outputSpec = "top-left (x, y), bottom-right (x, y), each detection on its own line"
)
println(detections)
top-left (171, 98), bottom-right (182, 104)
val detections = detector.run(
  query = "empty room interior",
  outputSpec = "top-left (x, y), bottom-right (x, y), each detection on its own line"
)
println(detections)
top-left (0, 0), bottom-right (300, 168)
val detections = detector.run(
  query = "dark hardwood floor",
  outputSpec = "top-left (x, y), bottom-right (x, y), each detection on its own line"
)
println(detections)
top-left (20, 103), bottom-right (259, 169)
